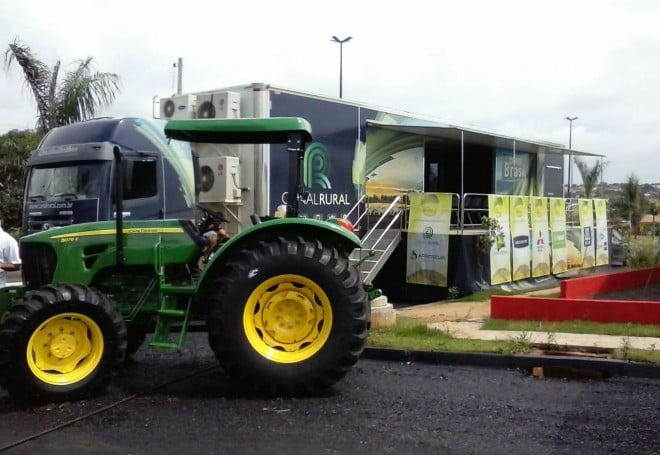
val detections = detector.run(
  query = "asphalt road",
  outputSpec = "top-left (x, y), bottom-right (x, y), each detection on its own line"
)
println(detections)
top-left (1, 333), bottom-right (658, 454)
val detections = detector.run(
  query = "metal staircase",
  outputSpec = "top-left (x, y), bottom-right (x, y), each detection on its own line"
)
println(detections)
top-left (348, 196), bottom-right (403, 285)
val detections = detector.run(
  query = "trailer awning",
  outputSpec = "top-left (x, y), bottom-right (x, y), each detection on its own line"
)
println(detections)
top-left (366, 120), bottom-right (602, 157)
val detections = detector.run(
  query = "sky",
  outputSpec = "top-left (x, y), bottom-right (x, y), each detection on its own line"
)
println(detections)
top-left (1, 0), bottom-right (659, 184)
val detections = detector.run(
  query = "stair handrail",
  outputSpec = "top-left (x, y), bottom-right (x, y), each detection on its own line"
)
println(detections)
top-left (343, 193), bottom-right (367, 222)
top-left (368, 212), bottom-right (401, 251)
top-left (360, 195), bottom-right (402, 247)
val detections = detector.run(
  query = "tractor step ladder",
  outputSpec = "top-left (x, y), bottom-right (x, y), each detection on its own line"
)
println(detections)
top-left (349, 196), bottom-right (403, 285)
top-left (150, 285), bottom-right (196, 350)
top-left (150, 240), bottom-right (197, 349)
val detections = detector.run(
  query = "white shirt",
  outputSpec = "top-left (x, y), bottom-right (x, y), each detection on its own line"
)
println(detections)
top-left (0, 227), bottom-right (21, 288)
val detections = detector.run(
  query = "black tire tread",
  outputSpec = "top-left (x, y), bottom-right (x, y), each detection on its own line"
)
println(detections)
top-left (207, 236), bottom-right (369, 396)
top-left (0, 284), bottom-right (127, 402)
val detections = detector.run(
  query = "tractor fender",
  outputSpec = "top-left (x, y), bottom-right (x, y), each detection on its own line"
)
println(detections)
top-left (196, 218), bottom-right (361, 293)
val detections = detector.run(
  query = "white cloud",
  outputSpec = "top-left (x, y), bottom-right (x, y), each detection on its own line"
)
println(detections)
top-left (2, 0), bottom-right (660, 183)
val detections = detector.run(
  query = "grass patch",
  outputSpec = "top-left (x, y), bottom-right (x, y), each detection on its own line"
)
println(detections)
top-left (613, 347), bottom-right (660, 364)
top-left (447, 286), bottom-right (560, 302)
top-left (368, 317), bottom-right (534, 355)
top-left (449, 289), bottom-right (514, 302)
top-left (483, 319), bottom-right (660, 337)
top-left (367, 317), bottom-right (660, 364)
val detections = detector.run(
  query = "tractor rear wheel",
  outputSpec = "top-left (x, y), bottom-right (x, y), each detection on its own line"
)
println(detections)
top-left (0, 284), bottom-right (127, 403)
top-left (207, 237), bottom-right (369, 395)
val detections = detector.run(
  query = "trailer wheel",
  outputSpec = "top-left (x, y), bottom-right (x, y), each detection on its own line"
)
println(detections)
top-left (207, 237), bottom-right (369, 395)
top-left (0, 284), bottom-right (127, 403)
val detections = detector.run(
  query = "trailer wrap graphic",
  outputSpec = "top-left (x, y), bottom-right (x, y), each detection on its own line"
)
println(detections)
top-left (270, 93), bottom-right (360, 220)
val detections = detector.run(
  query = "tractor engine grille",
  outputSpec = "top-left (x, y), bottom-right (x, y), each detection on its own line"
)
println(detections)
top-left (20, 243), bottom-right (57, 290)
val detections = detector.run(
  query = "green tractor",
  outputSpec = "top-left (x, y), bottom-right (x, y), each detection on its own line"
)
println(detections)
top-left (0, 117), bottom-right (370, 402)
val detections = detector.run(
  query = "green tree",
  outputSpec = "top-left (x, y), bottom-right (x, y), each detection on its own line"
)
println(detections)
top-left (649, 199), bottom-right (659, 241)
top-left (0, 129), bottom-right (40, 230)
top-left (574, 157), bottom-right (607, 198)
top-left (5, 37), bottom-right (121, 134)
top-left (612, 174), bottom-right (642, 237)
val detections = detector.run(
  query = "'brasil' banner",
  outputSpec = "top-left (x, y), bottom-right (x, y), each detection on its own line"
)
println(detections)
top-left (548, 197), bottom-right (567, 274)
top-left (530, 197), bottom-right (551, 277)
top-left (488, 195), bottom-right (512, 285)
top-left (406, 192), bottom-right (452, 287)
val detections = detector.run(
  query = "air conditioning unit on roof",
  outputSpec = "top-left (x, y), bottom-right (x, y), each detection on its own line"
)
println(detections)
top-left (196, 91), bottom-right (241, 119)
top-left (198, 156), bottom-right (241, 203)
top-left (160, 94), bottom-right (197, 120)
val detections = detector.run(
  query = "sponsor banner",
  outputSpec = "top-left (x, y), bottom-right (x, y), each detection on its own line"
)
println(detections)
top-left (509, 196), bottom-right (531, 281)
top-left (578, 199), bottom-right (596, 268)
top-left (530, 197), bottom-right (551, 277)
top-left (548, 197), bottom-right (567, 274)
top-left (406, 192), bottom-right (451, 286)
top-left (594, 199), bottom-right (609, 266)
top-left (488, 195), bottom-right (512, 285)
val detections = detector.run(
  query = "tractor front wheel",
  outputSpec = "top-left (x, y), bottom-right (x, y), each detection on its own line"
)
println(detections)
top-left (0, 284), bottom-right (127, 403)
top-left (207, 237), bottom-right (369, 395)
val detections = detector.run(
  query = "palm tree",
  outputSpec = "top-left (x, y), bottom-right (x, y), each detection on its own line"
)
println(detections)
top-left (5, 37), bottom-right (120, 134)
top-left (620, 174), bottom-right (642, 237)
top-left (574, 157), bottom-right (607, 198)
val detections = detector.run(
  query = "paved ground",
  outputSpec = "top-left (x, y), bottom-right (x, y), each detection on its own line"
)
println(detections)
top-left (2, 338), bottom-right (659, 455)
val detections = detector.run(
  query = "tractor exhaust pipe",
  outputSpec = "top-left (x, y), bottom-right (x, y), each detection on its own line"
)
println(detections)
top-left (113, 146), bottom-right (125, 266)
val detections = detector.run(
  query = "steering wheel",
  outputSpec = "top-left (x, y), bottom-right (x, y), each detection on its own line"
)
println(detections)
top-left (196, 203), bottom-right (229, 232)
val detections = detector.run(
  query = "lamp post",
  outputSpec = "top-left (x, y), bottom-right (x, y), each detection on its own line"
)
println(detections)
top-left (331, 36), bottom-right (352, 98)
top-left (565, 116), bottom-right (578, 198)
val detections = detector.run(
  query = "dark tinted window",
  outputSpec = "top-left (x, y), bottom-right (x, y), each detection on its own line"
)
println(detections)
top-left (125, 159), bottom-right (157, 200)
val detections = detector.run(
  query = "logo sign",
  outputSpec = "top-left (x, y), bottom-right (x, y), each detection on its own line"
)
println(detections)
top-left (513, 235), bottom-right (529, 248)
top-left (583, 226), bottom-right (592, 247)
top-left (502, 157), bottom-right (528, 180)
top-left (423, 226), bottom-right (433, 239)
top-left (303, 142), bottom-right (331, 189)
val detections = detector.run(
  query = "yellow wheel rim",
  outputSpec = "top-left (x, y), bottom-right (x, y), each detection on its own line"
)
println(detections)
top-left (26, 313), bottom-right (104, 385)
top-left (244, 274), bottom-right (333, 364)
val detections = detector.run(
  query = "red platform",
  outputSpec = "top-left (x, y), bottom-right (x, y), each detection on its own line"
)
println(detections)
top-left (490, 267), bottom-right (660, 325)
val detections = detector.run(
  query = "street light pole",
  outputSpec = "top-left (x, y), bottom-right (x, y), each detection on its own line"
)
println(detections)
top-left (565, 116), bottom-right (578, 198)
top-left (331, 36), bottom-right (352, 98)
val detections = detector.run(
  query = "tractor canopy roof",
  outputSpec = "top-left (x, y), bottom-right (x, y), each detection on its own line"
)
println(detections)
top-left (164, 117), bottom-right (313, 144)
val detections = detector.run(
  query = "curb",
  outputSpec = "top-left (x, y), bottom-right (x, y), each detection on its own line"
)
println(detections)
top-left (362, 348), bottom-right (660, 379)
